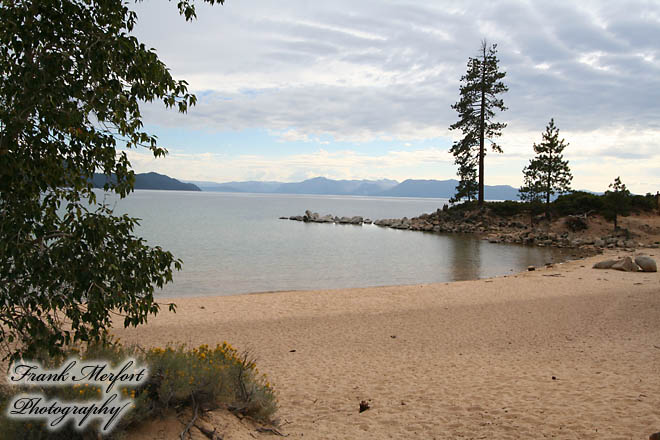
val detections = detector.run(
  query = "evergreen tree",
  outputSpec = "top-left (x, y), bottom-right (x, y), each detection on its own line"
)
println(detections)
top-left (449, 41), bottom-right (508, 205)
top-left (519, 119), bottom-right (573, 215)
top-left (603, 177), bottom-right (631, 231)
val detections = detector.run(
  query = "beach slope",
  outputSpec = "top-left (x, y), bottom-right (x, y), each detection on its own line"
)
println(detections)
top-left (116, 251), bottom-right (660, 439)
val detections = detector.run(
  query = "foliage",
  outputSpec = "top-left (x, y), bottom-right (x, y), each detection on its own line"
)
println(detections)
top-left (631, 193), bottom-right (657, 212)
top-left (564, 215), bottom-right (588, 232)
top-left (0, 340), bottom-right (276, 438)
top-left (449, 147), bottom-right (479, 203)
top-left (487, 200), bottom-right (527, 217)
top-left (519, 119), bottom-right (573, 214)
top-left (553, 191), bottom-right (604, 216)
top-left (0, 0), bottom-right (222, 362)
top-left (448, 185), bottom-right (653, 223)
top-left (603, 177), bottom-right (631, 230)
top-left (449, 40), bottom-right (508, 205)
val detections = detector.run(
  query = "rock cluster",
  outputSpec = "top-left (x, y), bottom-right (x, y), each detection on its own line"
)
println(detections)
top-left (282, 208), bottom-right (658, 251)
top-left (592, 255), bottom-right (657, 272)
top-left (285, 210), bottom-right (367, 225)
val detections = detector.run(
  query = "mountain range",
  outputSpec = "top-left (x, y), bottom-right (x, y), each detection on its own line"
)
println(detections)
top-left (187, 176), bottom-right (520, 200)
top-left (92, 172), bottom-right (201, 191)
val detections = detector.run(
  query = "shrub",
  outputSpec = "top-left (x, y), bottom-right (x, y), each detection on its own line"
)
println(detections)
top-left (565, 215), bottom-right (588, 231)
top-left (630, 194), bottom-right (656, 212)
top-left (487, 200), bottom-right (527, 217)
top-left (553, 191), bottom-right (604, 216)
top-left (0, 340), bottom-right (277, 439)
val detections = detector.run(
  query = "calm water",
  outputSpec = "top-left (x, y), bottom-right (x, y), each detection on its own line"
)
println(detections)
top-left (99, 190), bottom-right (573, 297)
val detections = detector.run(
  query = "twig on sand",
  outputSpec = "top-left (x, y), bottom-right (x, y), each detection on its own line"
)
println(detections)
top-left (256, 426), bottom-right (288, 436)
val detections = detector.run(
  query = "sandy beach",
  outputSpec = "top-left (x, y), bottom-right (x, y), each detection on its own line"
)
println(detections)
top-left (116, 250), bottom-right (660, 439)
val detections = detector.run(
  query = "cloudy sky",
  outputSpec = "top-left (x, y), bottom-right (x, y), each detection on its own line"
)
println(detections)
top-left (127, 0), bottom-right (660, 193)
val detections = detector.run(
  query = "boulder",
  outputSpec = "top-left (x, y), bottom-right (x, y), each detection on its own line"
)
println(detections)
top-left (363, 218), bottom-right (372, 224)
top-left (593, 259), bottom-right (617, 269)
top-left (349, 216), bottom-right (363, 225)
top-left (593, 239), bottom-right (605, 247)
top-left (611, 256), bottom-right (640, 272)
top-left (634, 255), bottom-right (657, 272)
top-left (303, 210), bottom-right (320, 222)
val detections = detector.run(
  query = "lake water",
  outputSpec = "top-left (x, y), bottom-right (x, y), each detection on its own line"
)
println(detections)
top-left (100, 190), bottom-right (574, 297)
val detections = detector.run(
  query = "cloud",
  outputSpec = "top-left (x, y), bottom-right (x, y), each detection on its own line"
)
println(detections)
top-left (272, 129), bottom-right (310, 143)
top-left (133, 0), bottom-right (660, 137)
top-left (126, 0), bottom-right (660, 193)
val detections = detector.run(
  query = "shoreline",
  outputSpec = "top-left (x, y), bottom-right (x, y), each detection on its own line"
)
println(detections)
top-left (116, 250), bottom-right (660, 439)
top-left (156, 238), bottom-right (598, 300)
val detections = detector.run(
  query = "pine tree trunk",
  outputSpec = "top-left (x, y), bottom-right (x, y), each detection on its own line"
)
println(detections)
top-left (545, 152), bottom-right (552, 218)
top-left (478, 53), bottom-right (486, 207)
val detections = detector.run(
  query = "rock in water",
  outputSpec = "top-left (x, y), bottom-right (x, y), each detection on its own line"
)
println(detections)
top-left (527, 265), bottom-right (535, 271)
top-left (635, 255), bottom-right (657, 272)
top-left (611, 256), bottom-right (640, 272)
top-left (593, 259), bottom-right (618, 269)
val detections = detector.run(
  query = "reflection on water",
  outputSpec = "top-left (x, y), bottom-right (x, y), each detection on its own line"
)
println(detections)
top-left (99, 190), bottom-right (575, 297)
top-left (446, 233), bottom-right (481, 281)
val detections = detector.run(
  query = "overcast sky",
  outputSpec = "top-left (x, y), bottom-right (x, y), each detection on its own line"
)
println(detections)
top-left (126, 0), bottom-right (660, 193)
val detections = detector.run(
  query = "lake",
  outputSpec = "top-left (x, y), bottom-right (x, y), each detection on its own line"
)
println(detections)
top-left (100, 190), bottom-right (574, 297)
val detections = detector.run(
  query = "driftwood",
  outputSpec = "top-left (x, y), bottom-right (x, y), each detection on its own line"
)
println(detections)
top-left (180, 393), bottom-right (199, 440)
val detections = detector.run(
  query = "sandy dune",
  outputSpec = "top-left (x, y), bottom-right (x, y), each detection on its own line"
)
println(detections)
top-left (116, 250), bottom-right (660, 439)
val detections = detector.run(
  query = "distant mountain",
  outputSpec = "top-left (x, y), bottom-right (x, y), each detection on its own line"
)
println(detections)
top-left (189, 176), bottom-right (520, 200)
top-left (483, 184), bottom-right (521, 201)
top-left (93, 172), bottom-right (201, 191)
top-left (274, 177), bottom-right (399, 195)
top-left (379, 179), bottom-right (459, 197)
top-left (379, 179), bottom-right (519, 200)
top-left (190, 180), bottom-right (282, 193)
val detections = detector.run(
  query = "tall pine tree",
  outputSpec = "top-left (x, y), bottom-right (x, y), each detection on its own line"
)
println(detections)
top-left (449, 41), bottom-right (507, 205)
top-left (519, 118), bottom-right (573, 215)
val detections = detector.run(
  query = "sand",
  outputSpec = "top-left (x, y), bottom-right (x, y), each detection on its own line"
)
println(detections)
top-left (116, 250), bottom-right (660, 439)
